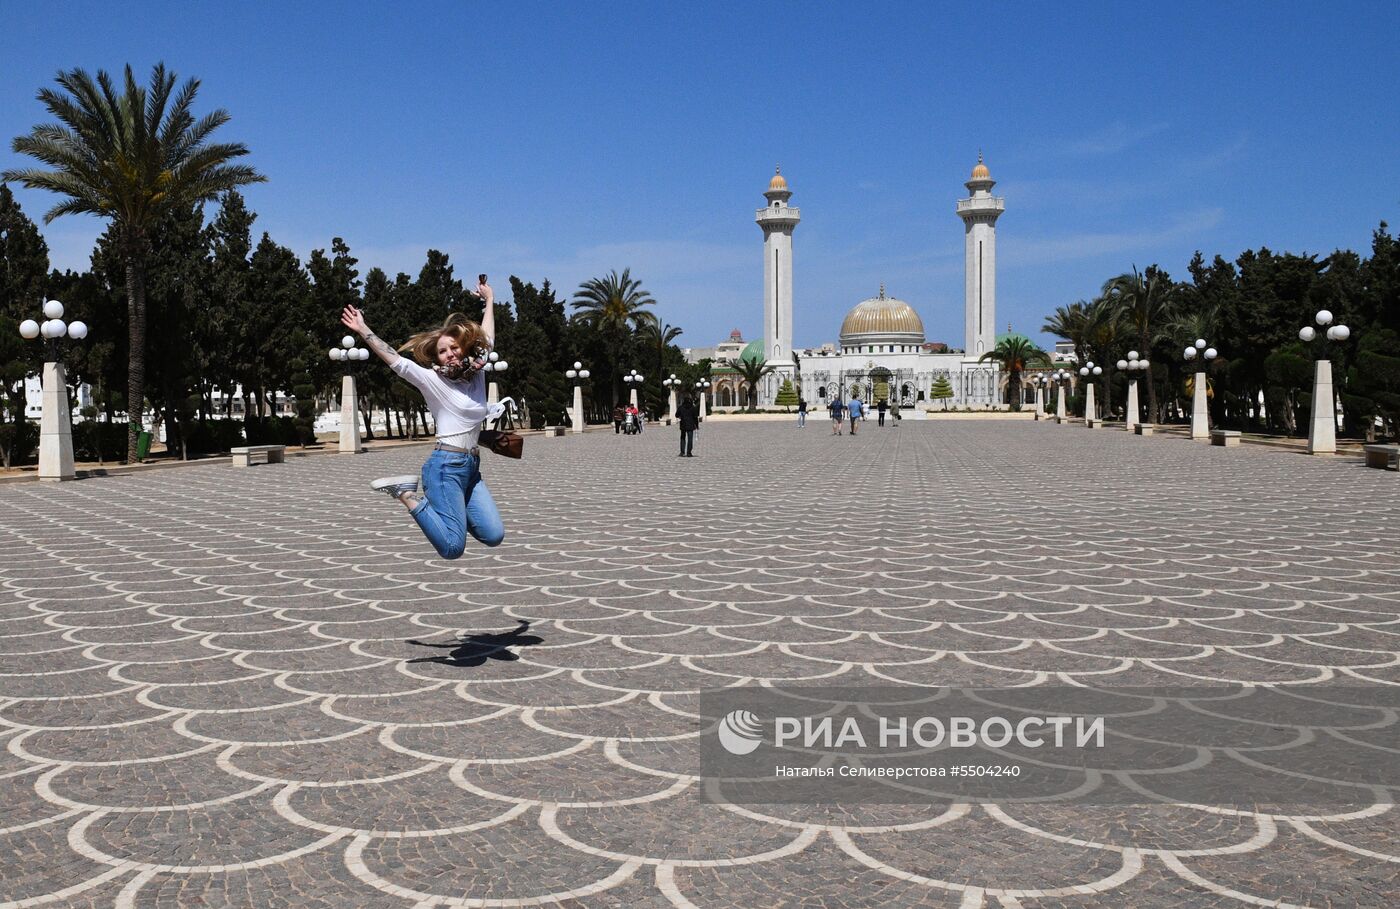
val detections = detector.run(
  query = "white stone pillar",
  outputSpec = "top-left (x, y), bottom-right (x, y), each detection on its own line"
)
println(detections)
top-left (1084, 382), bottom-right (1098, 427)
top-left (667, 389), bottom-right (676, 423)
top-left (1190, 371), bottom-right (1209, 440)
top-left (1033, 384), bottom-right (1044, 416)
top-left (338, 374), bottom-right (361, 454)
top-left (571, 385), bottom-right (584, 434)
top-left (629, 387), bottom-right (638, 408)
top-left (488, 381), bottom-right (499, 405)
top-left (699, 391), bottom-right (708, 421)
top-left (1125, 379), bottom-right (1140, 430)
top-left (1055, 385), bottom-right (1066, 421)
top-left (1307, 359), bottom-right (1336, 454)
top-left (38, 361), bottom-right (75, 481)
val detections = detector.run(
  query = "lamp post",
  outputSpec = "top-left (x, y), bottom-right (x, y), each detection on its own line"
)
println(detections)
top-left (1052, 369), bottom-right (1070, 422)
top-left (19, 300), bottom-right (87, 480)
top-left (564, 361), bottom-right (590, 433)
top-left (1030, 374), bottom-right (1045, 419)
top-left (1182, 339), bottom-right (1217, 440)
top-left (1299, 310), bottom-right (1350, 454)
top-left (695, 379), bottom-right (711, 421)
top-left (1078, 361), bottom-right (1103, 427)
top-left (622, 368), bottom-right (645, 409)
top-left (329, 334), bottom-right (369, 453)
top-left (482, 351), bottom-right (509, 405)
top-left (662, 373), bottom-right (681, 423)
top-left (1116, 351), bottom-right (1150, 430)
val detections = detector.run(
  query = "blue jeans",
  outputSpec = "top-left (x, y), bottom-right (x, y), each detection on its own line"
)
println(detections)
top-left (410, 449), bottom-right (504, 559)
top-left (797, 412), bottom-right (806, 427)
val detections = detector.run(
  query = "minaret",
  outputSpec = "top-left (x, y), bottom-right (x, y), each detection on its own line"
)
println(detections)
top-left (755, 166), bottom-right (800, 403)
top-left (956, 153), bottom-right (1004, 357)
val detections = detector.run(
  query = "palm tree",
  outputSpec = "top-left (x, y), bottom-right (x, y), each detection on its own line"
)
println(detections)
top-left (570, 268), bottom-right (657, 408)
top-left (638, 319), bottom-right (682, 386)
top-left (1102, 265), bottom-right (1177, 424)
top-left (1079, 296), bottom-right (1126, 418)
top-left (4, 63), bottom-right (265, 462)
top-left (978, 336), bottom-right (1050, 411)
top-left (1041, 301), bottom-right (1090, 366)
top-left (728, 356), bottom-right (774, 412)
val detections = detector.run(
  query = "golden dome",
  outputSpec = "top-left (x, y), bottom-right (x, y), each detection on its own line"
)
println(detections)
top-left (768, 166), bottom-right (788, 192)
top-left (970, 152), bottom-right (991, 181)
top-left (839, 286), bottom-right (926, 341)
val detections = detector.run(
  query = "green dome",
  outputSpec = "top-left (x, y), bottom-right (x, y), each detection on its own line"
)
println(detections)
top-left (996, 330), bottom-right (1033, 347)
top-left (740, 338), bottom-right (766, 363)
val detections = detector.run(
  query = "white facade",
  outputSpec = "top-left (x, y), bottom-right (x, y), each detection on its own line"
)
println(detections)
top-left (784, 158), bottom-right (1006, 411)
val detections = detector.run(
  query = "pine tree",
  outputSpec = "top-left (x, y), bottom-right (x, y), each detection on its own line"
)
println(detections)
top-left (930, 376), bottom-right (954, 410)
top-left (0, 185), bottom-right (49, 467)
top-left (774, 378), bottom-right (798, 410)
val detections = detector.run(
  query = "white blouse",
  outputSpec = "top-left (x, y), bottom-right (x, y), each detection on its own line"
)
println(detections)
top-left (390, 358), bottom-right (489, 448)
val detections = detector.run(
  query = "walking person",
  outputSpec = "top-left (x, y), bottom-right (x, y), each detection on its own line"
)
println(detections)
top-left (676, 394), bottom-right (699, 456)
top-left (341, 277), bottom-right (505, 559)
top-left (612, 404), bottom-right (625, 434)
top-left (877, 397), bottom-right (888, 427)
top-left (848, 393), bottom-right (864, 435)
top-left (891, 399), bottom-right (902, 427)
top-left (829, 396), bottom-right (845, 435)
top-left (797, 397), bottom-right (808, 428)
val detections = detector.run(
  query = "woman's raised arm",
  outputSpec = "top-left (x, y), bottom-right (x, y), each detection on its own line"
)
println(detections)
top-left (342, 305), bottom-right (400, 366)
top-left (477, 279), bottom-right (495, 347)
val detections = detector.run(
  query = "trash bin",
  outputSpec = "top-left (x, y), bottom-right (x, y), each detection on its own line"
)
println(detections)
top-left (136, 431), bottom-right (152, 460)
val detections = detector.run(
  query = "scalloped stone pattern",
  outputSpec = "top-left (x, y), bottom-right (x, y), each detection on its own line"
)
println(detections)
top-left (1, 422), bottom-right (1397, 908)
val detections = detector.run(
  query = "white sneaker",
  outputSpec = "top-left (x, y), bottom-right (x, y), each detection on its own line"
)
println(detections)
top-left (370, 475), bottom-right (420, 499)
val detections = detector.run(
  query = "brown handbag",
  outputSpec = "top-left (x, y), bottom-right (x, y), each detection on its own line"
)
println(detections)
top-left (478, 429), bottom-right (524, 459)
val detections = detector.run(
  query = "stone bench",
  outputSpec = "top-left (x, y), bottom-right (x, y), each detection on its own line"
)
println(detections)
top-left (1210, 430), bottom-right (1241, 448)
top-left (1364, 444), bottom-right (1399, 470)
top-left (541, 426), bottom-right (566, 437)
top-left (1134, 424), bottom-right (1154, 436)
top-left (230, 444), bottom-right (286, 467)
top-left (1085, 417), bottom-right (1102, 429)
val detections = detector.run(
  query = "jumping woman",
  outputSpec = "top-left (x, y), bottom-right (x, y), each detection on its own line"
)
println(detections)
top-left (340, 277), bottom-right (505, 558)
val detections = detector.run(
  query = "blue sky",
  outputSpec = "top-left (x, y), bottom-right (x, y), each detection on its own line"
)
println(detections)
top-left (3, 1), bottom-right (1398, 349)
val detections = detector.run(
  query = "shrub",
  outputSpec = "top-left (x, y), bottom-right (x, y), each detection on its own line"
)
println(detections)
top-left (185, 419), bottom-right (246, 455)
top-left (72, 421), bottom-right (129, 461)
top-left (243, 416), bottom-right (299, 446)
top-left (0, 418), bottom-right (38, 467)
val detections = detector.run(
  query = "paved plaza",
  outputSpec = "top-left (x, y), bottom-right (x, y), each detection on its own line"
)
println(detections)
top-left (2, 421), bottom-right (1398, 908)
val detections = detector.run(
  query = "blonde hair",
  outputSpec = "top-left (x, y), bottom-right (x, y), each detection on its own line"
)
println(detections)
top-left (398, 313), bottom-right (490, 366)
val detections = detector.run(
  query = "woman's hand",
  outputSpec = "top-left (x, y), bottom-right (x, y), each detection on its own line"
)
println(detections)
top-left (341, 305), bottom-right (369, 336)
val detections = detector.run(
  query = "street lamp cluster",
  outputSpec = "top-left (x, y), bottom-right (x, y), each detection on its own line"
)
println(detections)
top-left (17, 299), bottom-right (88, 480)
top-left (1300, 310), bottom-right (1349, 454)
top-left (19, 300), bottom-right (88, 344)
top-left (1078, 360), bottom-right (1103, 427)
top-left (565, 361), bottom-right (591, 433)
top-left (1116, 351), bottom-right (1149, 430)
top-left (622, 369), bottom-right (645, 408)
top-left (1182, 339), bottom-right (1217, 439)
top-left (1050, 369), bottom-right (1072, 421)
top-left (329, 335), bottom-right (369, 362)
top-left (329, 336), bottom-right (369, 453)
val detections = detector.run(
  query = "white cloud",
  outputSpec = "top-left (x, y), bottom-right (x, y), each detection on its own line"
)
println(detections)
top-left (1057, 121), bottom-right (1171, 157)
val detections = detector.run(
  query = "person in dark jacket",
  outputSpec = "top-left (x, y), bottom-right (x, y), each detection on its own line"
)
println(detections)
top-left (877, 397), bottom-right (888, 427)
top-left (612, 405), bottom-right (625, 433)
top-left (676, 395), bottom-right (699, 457)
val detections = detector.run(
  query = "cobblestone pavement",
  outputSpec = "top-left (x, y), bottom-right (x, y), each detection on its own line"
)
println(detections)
top-left (2, 421), bottom-right (1398, 908)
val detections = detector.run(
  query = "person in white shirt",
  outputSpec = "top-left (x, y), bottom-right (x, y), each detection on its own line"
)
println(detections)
top-left (340, 277), bottom-right (504, 558)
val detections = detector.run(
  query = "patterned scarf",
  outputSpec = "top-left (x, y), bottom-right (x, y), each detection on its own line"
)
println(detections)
top-left (434, 352), bottom-right (488, 383)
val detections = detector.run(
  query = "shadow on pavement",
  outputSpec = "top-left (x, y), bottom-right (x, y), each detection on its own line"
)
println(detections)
top-left (405, 620), bottom-right (544, 667)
